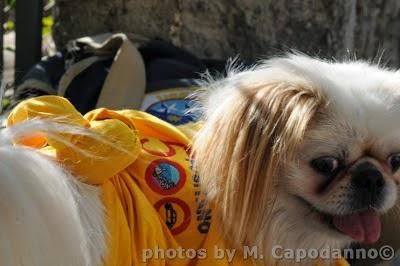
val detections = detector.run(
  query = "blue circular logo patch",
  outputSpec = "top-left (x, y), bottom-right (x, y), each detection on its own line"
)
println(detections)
top-left (145, 159), bottom-right (186, 195)
top-left (146, 99), bottom-right (200, 125)
top-left (153, 162), bottom-right (180, 190)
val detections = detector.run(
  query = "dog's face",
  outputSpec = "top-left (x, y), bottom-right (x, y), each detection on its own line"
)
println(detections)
top-left (193, 54), bottom-right (400, 261)
top-left (281, 110), bottom-right (399, 248)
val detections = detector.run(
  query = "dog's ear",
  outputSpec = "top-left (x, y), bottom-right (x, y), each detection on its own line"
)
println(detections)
top-left (193, 80), bottom-right (326, 246)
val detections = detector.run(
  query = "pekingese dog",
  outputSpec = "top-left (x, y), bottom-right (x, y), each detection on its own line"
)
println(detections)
top-left (1, 54), bottom-right (400, 265)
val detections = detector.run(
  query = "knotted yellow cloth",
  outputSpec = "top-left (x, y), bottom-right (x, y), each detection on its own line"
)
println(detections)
top-left (7, 96), bottom-right (349, 266)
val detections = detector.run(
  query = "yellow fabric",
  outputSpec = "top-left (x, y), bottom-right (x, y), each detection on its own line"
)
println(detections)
top-left (7, 95), bottom-right (350, 266)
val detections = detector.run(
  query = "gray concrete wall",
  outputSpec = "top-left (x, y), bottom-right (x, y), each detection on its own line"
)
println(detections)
top-left (54, 0), bottom-right (400, 66)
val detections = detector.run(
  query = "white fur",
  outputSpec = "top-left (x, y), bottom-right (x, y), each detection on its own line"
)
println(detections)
top-left (201, 53), bottom-right (400, 138)
top-left (0, 121), bottom-right (105, 266)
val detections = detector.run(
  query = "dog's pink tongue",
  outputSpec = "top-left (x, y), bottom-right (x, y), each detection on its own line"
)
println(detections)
top-left (332, 209), bottom-right (381, 244)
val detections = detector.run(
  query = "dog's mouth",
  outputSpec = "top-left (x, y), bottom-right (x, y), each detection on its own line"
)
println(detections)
top-left (298, 197), bottom-right (381, 244)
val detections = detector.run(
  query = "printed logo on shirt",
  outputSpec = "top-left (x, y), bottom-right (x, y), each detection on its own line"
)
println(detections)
top-left (145, 98), bottom-right (200, 125)
top-left (145, 159), bottom-right (186, 195)
top-left (190, 159), bottom-right (212, 234)
top-left (140, 87), bottom-right (201, 125)
top-left (154, 197), bottom-right (191, 235)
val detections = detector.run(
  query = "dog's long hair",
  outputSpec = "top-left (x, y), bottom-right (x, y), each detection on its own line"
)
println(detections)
top-left (0, 120), bottom-right (105, 266)
top-left (193, 69), bottom-right (327, 250)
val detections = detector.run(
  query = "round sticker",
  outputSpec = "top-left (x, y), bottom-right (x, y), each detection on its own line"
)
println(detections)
top-left (154, 197), bottom-right (191, 234)
top-left (145, 159), bottom-right (186, 195)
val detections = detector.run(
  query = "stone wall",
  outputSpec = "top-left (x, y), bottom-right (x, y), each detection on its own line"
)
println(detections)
top-left (54, 0), bottom-right (400, 66)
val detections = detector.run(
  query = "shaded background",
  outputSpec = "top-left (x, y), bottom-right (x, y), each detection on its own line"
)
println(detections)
top-left (53, 0), bottom-right (400, 65)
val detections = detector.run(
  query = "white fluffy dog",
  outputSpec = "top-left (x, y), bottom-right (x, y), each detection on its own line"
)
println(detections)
top-left (2, 54), bottom-right (400, 265)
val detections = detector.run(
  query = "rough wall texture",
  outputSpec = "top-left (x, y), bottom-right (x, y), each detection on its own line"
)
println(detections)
top-left (54, 0), bottom-right (400, 66)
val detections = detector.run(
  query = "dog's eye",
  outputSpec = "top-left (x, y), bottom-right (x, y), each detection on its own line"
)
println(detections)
top-left (311, 156), bottom-right (339, 175)
top-left (388, 153), bottom-right (400, 172)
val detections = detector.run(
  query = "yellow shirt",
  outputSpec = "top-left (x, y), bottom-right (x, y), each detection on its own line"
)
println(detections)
top-left (7, 96), bottom-right (349, 266)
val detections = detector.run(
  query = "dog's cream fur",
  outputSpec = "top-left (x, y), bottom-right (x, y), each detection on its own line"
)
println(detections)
top-left (2, 54), bottom-right (400, 265)
top-left (195, 54), bottom-right (400, 264)
top-left (0, 121), bottom-right (106, 266)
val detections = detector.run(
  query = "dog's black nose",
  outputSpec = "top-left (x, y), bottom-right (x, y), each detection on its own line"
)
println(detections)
top-left (351, 162), bottom-right (385, 195)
